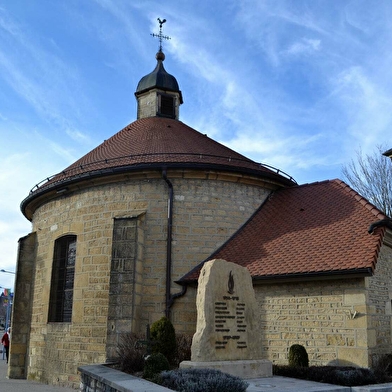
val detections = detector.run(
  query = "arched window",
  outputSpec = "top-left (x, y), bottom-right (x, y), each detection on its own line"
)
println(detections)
top-left (48, 235), bottom-right (76, 322)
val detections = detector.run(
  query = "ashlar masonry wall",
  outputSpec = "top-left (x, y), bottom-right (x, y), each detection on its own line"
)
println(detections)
top-left (366, 242), bottom-right (392, 365)
top-left (256, 278), bottom-right (370, 367)
top-left (256, 240), bottom-right (392, 369)
top-left (22, 169), bottom-right (272, 388)
top-left (9, 232), bottom-right (36, 379)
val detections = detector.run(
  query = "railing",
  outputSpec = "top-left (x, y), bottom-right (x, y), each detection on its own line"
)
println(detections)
top-left (28, 152), bottom-right (296, 194)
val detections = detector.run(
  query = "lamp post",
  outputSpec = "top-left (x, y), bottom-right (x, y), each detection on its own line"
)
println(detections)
top-left (0, 269), bottom-right (16, 275)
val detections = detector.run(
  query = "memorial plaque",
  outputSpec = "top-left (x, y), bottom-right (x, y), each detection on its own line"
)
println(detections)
top-left (191, 259), bottom-right (263, 362)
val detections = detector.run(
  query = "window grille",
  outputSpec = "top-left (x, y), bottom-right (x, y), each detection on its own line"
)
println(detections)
top-left (48, 235), bottom-right (76, 322)
top-left (159, 94), bottom-right (175, 117)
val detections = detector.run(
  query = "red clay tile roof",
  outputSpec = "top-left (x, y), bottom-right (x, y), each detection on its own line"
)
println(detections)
top-left (30, 117), bottom-right (295, 193)
top-left (180, 179), bottom-right (387, 283)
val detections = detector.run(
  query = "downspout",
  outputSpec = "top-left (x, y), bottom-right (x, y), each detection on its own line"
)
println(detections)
top-left (162, 168), bottom-right (188, 319)
top-left (162, 169), bottom-right (187, 319)
top-left (162, 169), bottom-right (173, 319)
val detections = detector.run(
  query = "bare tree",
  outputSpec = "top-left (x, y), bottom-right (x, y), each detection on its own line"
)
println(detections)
top-left (342, 145), bottom-right (392, 217)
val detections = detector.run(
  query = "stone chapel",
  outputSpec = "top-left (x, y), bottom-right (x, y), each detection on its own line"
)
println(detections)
top-left (8, 30), bottom-right (392, 388)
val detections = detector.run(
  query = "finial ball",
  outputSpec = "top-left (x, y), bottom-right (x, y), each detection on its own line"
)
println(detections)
top-left (156, 51), bottom-right (165, 61)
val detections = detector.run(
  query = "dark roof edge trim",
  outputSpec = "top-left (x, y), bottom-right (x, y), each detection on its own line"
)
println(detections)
top-left (134, 86), bottom-right (182, 97)
top-left (251, 267), bottom-right (373, 283)
top-left (368, 219), bottom-right (392, 234)
top-left (21, 164), bottom-right (295, 218)
top-left (383, 148), bottom-right (392, 158)
top-left (177, 267), bottom-right (374, 286)
top-left (27, 152), bottom-right (297, 195)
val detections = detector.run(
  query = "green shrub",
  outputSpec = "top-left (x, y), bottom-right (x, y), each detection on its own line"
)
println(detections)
top-left (288, 344), bottom-right (309, 367)
top-left (373, 354), bottom-right (392, 382)
top-left (115, 332), bottom-right (145, 374)
top-left (143, 353), bottom-right (170, 380)
top-left (150, 317), bottom-right (177, 364)
top-left (273, 365), bottom-right (377, 386)
top-left (331, 368), bottom-right (376, 386)
top-left (156, 368), bottom-right (249, 392)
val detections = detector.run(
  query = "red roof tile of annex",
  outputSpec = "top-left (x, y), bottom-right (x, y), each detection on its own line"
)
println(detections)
top-left (180, 179), bottom-right (386, 283)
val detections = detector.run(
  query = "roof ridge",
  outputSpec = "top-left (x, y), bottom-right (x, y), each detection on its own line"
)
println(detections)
top-left (283, 178), bottom-right (386, 220)
top-left (332, 178), bottom-right (387, 220)
top-left (332, 178), bottom-right (387, 273)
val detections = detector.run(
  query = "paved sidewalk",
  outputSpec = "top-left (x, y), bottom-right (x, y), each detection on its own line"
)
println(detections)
top-left (246, 376), bottom-right (348, 391)
top-left (0, 357), bottom-right (76, 391)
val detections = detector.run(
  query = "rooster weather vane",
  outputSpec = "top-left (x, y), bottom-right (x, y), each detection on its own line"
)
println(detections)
top-left (151, 18), bottom-right (171, 52)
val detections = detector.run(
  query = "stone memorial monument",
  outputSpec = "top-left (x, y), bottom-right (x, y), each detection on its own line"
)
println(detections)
top-left (180, 259), bottom-right (272, 378)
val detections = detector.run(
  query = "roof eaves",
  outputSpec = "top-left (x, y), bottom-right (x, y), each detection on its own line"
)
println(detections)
top-left (383, 148), bottom-right (392, 158)
top-left (179, 267), bottom-right (374, 286)
top-left (251, 267), bottom-right (374, 282)
top-left (21, 162), bottom-right (293, 220)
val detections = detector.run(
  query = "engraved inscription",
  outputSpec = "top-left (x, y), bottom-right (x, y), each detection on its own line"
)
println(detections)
top-left (214, 282), bottom-right (248, 350)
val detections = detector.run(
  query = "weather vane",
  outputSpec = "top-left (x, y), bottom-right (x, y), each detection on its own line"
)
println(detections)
top-left (151, 18), bottom-right (171, 52)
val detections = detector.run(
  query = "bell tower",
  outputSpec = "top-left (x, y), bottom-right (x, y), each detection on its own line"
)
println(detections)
top-left (135, 19), bottom-right (183, 120)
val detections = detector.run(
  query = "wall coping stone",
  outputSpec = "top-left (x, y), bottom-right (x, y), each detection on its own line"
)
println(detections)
top-left (78, 364), bottom-right (172, 392)
top-left (78, 364), bottom-right (392, 392)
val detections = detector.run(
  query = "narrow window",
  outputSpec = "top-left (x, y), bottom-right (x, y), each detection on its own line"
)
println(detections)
top-left (159, 94), bottom-right (175, 118)
top-left (48, 235), bottom-right (76, 322)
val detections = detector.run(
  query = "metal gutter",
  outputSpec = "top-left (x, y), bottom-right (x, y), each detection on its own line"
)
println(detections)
top-left (179, 267), bottom-right (374, 287)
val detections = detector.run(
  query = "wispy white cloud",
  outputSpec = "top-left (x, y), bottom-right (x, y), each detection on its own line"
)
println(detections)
top-left (0, 152), bottom-right (33, 288)
top-left (331, 66), bottom-right (392, 151)
top-left (285, 38), bottom-right (321, 55)
top-left (0, 7), bottom-right (92, 144)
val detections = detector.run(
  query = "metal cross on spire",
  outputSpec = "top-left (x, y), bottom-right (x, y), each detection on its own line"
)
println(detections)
top-left (151, 18), bottom-right (171, 52)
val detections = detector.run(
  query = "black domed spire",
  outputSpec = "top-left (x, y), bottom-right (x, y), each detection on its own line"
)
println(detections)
top-left (135, 19), bottom-right (183, 120)
top-left (136, 51), bottom-right (182, 97)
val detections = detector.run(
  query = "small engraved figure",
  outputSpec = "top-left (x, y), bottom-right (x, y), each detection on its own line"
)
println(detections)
top-left (228, 271), bottom-right (234, 294)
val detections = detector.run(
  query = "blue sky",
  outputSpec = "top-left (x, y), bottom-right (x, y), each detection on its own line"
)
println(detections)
top-left (0, 0), bottom-right (391, 289)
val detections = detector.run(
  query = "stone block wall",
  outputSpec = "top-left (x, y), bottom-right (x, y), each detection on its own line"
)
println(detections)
top-left (9, 232), bottom-right (37, 379)
top-left (23, 169), bottom-right (271, 387)
top-left (255, 241), bottom-right (392, 369)
top-left (255, 278), bottom-right (370, 367)
top-left (367, 244), bottom-right (392, 365)
top-left (136, 88), bottom-right (181, 119)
